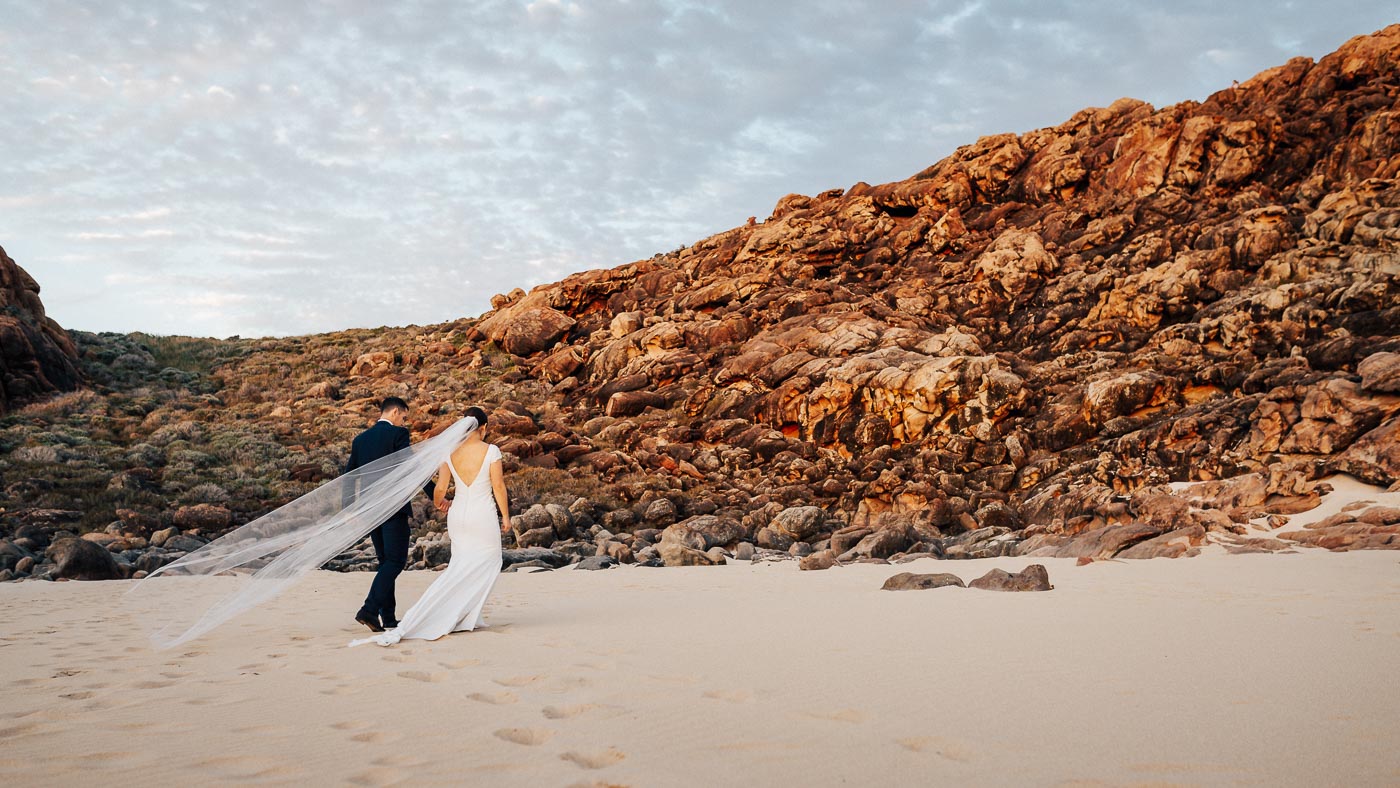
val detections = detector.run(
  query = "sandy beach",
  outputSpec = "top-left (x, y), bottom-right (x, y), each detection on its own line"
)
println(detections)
top-left (2, 549), bottom-right (1397, 787)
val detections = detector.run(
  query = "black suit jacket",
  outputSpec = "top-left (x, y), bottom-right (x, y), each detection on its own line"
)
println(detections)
top-left (345, 420), bottom-right (416, 520)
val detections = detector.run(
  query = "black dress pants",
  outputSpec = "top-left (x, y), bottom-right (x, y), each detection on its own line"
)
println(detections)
top-left (362, 513), bottom-right (410, 623)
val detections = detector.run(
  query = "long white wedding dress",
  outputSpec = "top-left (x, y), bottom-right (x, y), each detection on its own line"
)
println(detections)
top-left (351, 443), bottom-right (504, 647)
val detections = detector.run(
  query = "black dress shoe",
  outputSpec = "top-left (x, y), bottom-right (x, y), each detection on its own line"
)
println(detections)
top-left (382, 618), bottom-right (400, 629)
top-left (356, 612), bottom-right (384, 632)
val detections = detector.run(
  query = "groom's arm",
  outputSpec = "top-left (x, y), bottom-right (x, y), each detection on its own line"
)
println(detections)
top-left (396, 426), bottom-right (436, 499)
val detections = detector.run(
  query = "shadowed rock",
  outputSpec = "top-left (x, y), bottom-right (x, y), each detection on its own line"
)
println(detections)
top-left (880, 571), bottom-right (965, 590)
top-left (47, 538), bottom-right (123, 581)
top-left (968, 564), bottom-right (1052, 592)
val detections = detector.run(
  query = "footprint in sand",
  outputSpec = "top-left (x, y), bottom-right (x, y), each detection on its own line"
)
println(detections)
top-left (190, 755), bottom-right (303, 780)
top-left (372, 754), bottom-right (428, 768)
top-left (703, 689), bottom-right (752, 703)
top-left (131, 680), bottom-right (176, 690)
top-left (331, 721), bottom-right (372, 731)
top-left (896, 736), bottom-right (974, 762)
top-left (549, 676), bottom-right (593, 692)
top-left (493, 675), bottom-right (544, 687)
top-left (559, 748), bottom-right (626, 770)
top-left (493, 727), bottom-right (555, 746)
top-left (467, 691), bottom-right (519, 705)
top-left (396, 671), bottom-right (449, 683)
top-left (542, 704), bottom-right (600, 720)
top-left (59, 691), bottom-right (95, 701)
top-left (439, 659), bottom-right (480, 670)
top-left (381, 654), bottom-right (413, 664)
top-left (351, 731), bottom-right (403, 744)
top-left (347, 767), bottom-right (403, 787)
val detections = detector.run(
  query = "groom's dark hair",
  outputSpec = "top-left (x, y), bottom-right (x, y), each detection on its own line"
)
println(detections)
top-left (379, 396), bottom-right (409, 414)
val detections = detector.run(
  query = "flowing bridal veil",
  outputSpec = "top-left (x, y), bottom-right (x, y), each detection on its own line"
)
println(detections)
top-left (126, 416), bottom-right (479, 650)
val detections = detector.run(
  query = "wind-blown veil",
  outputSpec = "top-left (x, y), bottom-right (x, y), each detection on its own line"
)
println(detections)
top-left (126, 415), bottom-right (479, 650)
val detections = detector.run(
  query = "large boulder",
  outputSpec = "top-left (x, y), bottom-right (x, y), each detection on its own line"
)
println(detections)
top-left (47, 538), bottom-right (123, 581)
top-left (968, 564), bottom-right (1052, 592)
top-left (1116, 526), bottom-right (1206, 559)
top-left (477, 292), bottom-right (576, 357)
top-left (770, 506), bottom-right (830, 541)
top-left (660, 516), bottom-right (746, 551)
top-left (657, 541), bottom-right (725, 566)
top-left (838, 524), bottom-right (911, 561)
top-left (880, 572), bottom-right (965, 590)
top-left (1330, 417), bottom-right (1400, 486)
top-left (1357, 352), bottom-right (1400, 393)
top-left (0, 246), bottom-right (82, 414)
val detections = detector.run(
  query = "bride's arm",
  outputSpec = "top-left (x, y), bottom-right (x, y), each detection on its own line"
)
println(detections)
top-left (489, 460), bottom-right (511, 534)
top-left (433, 463), bottom-right (451, 512)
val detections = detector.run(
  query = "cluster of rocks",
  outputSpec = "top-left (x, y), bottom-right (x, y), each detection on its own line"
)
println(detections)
top-left (0, 508), bottom-right (218, 582)
top-left (882, 563), bottom-right (1053, 591)
top-left (5, 27), bottom-right (1400, 579)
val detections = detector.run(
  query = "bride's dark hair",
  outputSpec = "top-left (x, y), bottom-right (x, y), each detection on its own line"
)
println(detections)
top-left (465, 406), bottom-right (488, 426)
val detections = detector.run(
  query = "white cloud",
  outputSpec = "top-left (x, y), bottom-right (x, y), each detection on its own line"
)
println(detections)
top-left (1, 0), bottom-right (1396, 337)
top-left (70, 229), bottom-right (177, 241)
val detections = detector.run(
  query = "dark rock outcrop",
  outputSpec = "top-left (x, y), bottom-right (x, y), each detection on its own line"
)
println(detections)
top-left (0, 246), bottom-right (81, 413)
top-left (47, 538), bottom-right (123, 581)
top-left (968, 564), bottom-right (1053, 592)
top-left (880, 571), bottom-right (965, 590)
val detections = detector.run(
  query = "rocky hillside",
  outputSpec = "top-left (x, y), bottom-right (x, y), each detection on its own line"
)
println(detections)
top-left (0, 245), bottom-right (81, 414)
top-left (3, 26), bottom-right (1399, 580)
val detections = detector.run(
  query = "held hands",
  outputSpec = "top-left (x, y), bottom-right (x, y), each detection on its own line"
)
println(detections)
top-left (434, 498), bottom-right (450, 513)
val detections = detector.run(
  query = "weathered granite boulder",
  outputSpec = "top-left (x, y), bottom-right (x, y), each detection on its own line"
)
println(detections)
top-left (47, 538), bottom-right (123, 581)
top-left (658, 541), bottom-right (725, 566)
top-left (968, 564), bottom-right (1052, 592)
top-left (880, 572), bottom-right (965, 590)
top-left (0, 246), bottom-right (81, 414)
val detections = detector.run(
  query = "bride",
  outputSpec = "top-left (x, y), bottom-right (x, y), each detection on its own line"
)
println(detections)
top-left (352, 406), bottom-right (510, 647)
top-left (130, 406), bottom-right (510, 651)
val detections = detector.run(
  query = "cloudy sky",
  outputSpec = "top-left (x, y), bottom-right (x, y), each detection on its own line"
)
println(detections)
top-left (2, 1), bottom-right (1394, 338)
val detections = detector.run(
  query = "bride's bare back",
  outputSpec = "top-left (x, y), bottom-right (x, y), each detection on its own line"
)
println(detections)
top-left (449, 440), bottom-right (491, 481)
top-left (433, 436), bottom-right (510, 534)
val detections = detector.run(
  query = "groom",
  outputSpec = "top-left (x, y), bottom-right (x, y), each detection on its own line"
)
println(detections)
top-left (347, 397), bottom-right (423, 632)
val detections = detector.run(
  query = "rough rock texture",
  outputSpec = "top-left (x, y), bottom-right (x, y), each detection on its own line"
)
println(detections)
top-left (47, 538), bottom-right (123, 581)
top-left (880, 571), bottom-right (966, 590)
top-left (968, 564), bottom-right (1053, 592)
top-left (7, 28), bottom-right (1400, 576)
top-left (0, 246), bottom-right (81, 413)
top-left (1278, 505), bottom-right (1400, 550)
